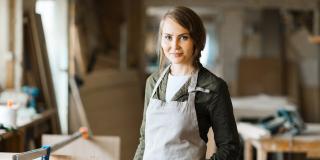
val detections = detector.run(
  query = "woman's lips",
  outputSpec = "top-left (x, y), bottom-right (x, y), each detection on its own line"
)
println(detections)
top-left (172, 53), bottom-right (183, 57)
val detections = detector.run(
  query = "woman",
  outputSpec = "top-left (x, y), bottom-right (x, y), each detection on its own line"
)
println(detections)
top-left (134, 6), bottom-right (240, 160)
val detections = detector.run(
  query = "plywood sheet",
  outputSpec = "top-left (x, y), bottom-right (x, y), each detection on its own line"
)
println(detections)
top-left (237, 58), bottom-right (283, 96)
top-left (69, 69), bottom-right (144, 160)
top-left (69, 69), bottom-right (143, 160)
top-left (82, 71), bottom-right (142, 160)
top-left (42, 134), bottom-right (120, 160)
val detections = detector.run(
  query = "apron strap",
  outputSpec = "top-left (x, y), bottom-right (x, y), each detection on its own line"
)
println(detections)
top-left (150, 65), bottom-right (200, 102)
top-left (150, 65), bottom-right (171, 99)
top-left (187, 69), bottom-right (199, 103)
top-left (188, 69), bottom-right (199, 91)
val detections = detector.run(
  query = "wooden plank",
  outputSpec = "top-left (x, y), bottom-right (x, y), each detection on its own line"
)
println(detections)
top-left (69, 78), bottom-right (92, 135)
top-left (70, 26), bottom-right (87, 77)
top-left (69, 1), bottom-right (86, 77)
top-left (5, 56), bottom-right (15, 89)
top-left (42, 135), bottom-right (120, 160)
top-left (25, 11), bottom-right (61, 133)
top-left (6, 0), bottom-right (16, 89)
top-left (75, 0), bottom-right (103, 72)
top-left (13, 0), bottom-right (24, 89)
top-left (259, 138), bottom-right (320, 152)
top-left (23, 17), bottom-right (42, 92)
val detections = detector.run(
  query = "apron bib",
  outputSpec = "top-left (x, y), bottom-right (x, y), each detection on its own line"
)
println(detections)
top-left (143, 65), bottom-right (207, 160)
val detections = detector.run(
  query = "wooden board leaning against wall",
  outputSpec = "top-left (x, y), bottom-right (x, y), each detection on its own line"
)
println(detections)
top-left (23, 10), bottom-right (60, 134)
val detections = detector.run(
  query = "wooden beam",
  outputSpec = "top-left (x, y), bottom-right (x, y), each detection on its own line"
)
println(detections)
top-left (145, 0), bottom-right (318, 10)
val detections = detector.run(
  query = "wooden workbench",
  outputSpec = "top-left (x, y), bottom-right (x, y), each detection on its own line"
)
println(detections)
top-left (238, 122), bottom-right (320, 160)
top-left (0, 108), bottom-right (57, 152)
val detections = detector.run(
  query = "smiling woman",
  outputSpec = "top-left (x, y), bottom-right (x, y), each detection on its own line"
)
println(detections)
top-left (134, 6), bottom-right (240, 160)
top-left (160, 18), bottom-right (195, 74)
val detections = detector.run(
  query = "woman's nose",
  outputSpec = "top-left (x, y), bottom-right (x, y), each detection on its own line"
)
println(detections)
top-left (171, 38), bottom-right (180, 50)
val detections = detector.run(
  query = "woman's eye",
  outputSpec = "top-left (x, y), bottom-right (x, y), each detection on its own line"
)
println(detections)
top-left (180, 36), bottom-right (189, 41)
top-left (164, 35), bottom-right (172, 41)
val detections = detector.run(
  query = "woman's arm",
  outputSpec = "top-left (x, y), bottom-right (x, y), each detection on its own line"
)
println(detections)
top-left (133, 77), bottom-right (153, 160)
top-left (209, 81), bottom-right (240, 160)
top-left (133, 116), bottom-right (146, 160)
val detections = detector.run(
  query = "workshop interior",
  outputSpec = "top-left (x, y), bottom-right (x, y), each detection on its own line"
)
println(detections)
top-left (0, 0), bottom-right (320, 160)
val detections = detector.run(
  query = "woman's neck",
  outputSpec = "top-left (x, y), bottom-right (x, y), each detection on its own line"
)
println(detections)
top-left (170, 64), bottom-right (195, 76)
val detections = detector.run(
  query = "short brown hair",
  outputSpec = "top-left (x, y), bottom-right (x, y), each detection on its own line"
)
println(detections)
top-left (157, 6), bottom-right (206, 71)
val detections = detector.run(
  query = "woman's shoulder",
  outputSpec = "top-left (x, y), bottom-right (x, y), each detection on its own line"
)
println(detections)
top-left (146, 70), bottom-right (161, 86)
top-left (198, 66), bottom-right (228, 91)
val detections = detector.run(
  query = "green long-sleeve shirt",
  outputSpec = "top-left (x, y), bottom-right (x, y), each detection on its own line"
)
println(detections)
top-left (134, 65), bottom-right (240, 160)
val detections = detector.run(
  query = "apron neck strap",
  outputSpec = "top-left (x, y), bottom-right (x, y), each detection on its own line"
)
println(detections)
top-left (188, 69), bottom-right (199, 92)
top-left (150, 65), bottom-right (171, 98)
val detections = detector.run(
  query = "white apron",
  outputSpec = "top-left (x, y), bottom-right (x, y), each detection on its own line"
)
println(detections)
top-left (143, 66), bottom-right (207, 160)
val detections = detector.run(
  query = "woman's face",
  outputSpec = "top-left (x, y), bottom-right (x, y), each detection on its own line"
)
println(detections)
top-left (161, 18), bottom-right (194, 66)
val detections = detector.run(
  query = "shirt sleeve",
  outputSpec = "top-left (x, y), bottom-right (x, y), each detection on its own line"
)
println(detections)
top-left (208, 81), bottom-right (240, 160)
top-left (133, 76), bottom-right (153, 160)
